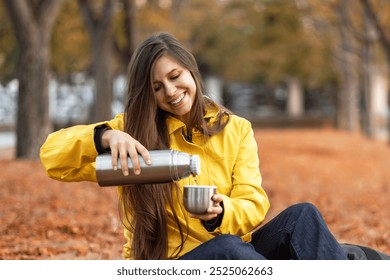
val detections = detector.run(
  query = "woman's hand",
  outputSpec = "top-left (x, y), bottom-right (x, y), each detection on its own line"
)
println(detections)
top-left (190, 194), bottom-right (224, 221)
top-left (101, 129), bottom-right (151, 176)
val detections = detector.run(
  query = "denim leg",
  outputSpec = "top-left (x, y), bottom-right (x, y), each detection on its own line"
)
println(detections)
top-left (179, 234), bottom-right (266, 260)
top-left (250, 202), bottom-right (348, 260)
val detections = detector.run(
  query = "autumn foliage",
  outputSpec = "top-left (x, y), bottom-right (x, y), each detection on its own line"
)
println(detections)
top-left (0, 128), bottom-right (389, 259)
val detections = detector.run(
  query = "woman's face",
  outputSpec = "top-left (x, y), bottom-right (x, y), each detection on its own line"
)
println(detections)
top-left (152, 54), bottom-right (196, 123)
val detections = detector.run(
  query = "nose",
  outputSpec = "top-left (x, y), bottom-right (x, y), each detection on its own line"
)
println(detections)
top-left (166, 82), bottom-right (177, 96)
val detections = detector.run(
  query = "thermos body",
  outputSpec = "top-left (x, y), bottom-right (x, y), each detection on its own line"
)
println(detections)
top-left (95, 150), bottom-right (200, 186)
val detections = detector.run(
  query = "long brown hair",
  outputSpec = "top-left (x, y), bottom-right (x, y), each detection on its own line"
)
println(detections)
top-left (120, 32), bottom-right (230, 259)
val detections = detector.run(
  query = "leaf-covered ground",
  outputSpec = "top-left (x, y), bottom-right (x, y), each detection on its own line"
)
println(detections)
top-left (0, 128), bottom-right (389, 259)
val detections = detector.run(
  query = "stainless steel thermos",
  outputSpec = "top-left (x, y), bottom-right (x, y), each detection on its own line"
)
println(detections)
top-left (95, 149), bottom-right (201, 186)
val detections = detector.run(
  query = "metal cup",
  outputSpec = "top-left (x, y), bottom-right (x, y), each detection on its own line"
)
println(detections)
top-left (183, 185), bottom-right (217, 214)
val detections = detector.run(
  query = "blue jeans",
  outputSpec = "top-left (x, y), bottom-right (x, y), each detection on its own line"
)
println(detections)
top-left (179, 203), bottom-right (348, 260)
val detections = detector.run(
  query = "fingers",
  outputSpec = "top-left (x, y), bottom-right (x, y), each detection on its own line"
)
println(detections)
top-left (190, 194), bottom-right (223, 221)
top-left (127, 145), bottom-right (140, 175)
top-left (104, 130), bottom-right (119, 171)
top-left (137, 144), bottom-right (151, 165)
top-left (105, 130), bottom-right (150, 176)
top-left (110, 147), bottom-right (119, 171)
top-left (119, 143), bottom-right (131, 176)
top-left (212, 194), bottom-right (223, 204)
top-left (190, 208), bottom-right (220, 221)
top-left (126, 140), bottom-right (152, 175)
top-left (206, 202), bottom-right (223, 216)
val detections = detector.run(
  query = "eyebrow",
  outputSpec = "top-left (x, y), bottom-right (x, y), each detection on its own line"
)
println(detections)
top-left (166, 67), bottom-right (179, 75)
top-left (153, 67), bottom-right (180, 83)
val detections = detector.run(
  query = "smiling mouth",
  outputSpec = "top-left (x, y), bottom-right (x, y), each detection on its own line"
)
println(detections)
top-left (169, 93), bottom-right (185, 105)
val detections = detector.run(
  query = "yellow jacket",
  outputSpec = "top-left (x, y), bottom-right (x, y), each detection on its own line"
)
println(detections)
top-left (40, 105), bottom-right (270, 259)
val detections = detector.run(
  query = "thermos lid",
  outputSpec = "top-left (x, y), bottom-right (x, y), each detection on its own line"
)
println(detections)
top-left (190, 155), bottom-right (201, 175)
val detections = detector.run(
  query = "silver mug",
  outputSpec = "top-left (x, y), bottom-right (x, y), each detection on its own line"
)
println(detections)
top-left (183, 185), bottom-right (217, 214)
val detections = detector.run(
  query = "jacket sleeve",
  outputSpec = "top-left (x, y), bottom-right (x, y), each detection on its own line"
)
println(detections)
top-left (216, 119), bottom-right (270, 240)
top-left (40, 114), bottom-right (124, 182)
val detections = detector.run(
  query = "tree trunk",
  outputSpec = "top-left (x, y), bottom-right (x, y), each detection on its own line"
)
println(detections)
top-left (362, 63), bottom-right (389, 142)
top-left (286, 77), bottom-right (304, 117)
top-left (359, 3), bottom-right (389, 140)
top-left (360, 7), bottom-right (375, 138)
top-left (358, 0), bottom-right (390, 143)
top-left (91, 32), bottom-right (114, 123)
top-left (334, 0), bottom-right (361, 132)
top-left (366, 67), bottom-right (389, 140)
top-left (359, 0), bottom-right (390, 68)
top-left (4, 0), bottom-right (65, 159)
top-left (78, 0), bottom-right (116, 123)
top-left (335, 54), bottom-right (360, 131)
top-left (115, 0), bottom-right (136, 66)
top-left (204, 75), bottom-right (224, 105)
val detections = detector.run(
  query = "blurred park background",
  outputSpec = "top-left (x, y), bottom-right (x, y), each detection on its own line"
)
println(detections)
top-left (0, 0), bottom-right (389, 259)
top-left (1, 0), bottom-right (390, 156)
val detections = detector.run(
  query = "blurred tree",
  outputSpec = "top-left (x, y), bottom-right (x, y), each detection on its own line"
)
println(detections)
top-left (184, 0), bottom-right (335, 118)
top-left (297, 0), bottom-right (390, 140)
top-left (185, 0), bottom-right (334, 86)
top-left (4, 0), bottom-right (65, 159)
top-left (113, 0), bottom-right (136, 72)
top-left (358, 0), bottom-right (390, 141)
top-left (134, 0), bottom-right (190, 42)
top-left (51, 0), bottom-right (89, 77)
top-left (77, 0), bottom-right (117, 123)
top-left (7, 0), bottom-right (384, 137)
top-left (334, 0), bottom-right (361, 132)
top-left (359, 0), bottom-right (390, 68)
top-left (300, 0), bottom-right (389, 138)
top-left (0, 1), bottom-right (17, 82)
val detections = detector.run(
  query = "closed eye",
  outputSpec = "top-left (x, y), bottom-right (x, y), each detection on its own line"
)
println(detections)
top-left (154, 84), bottom-right (162, 92)
top-left (170, 73), bottom-right (180, 80)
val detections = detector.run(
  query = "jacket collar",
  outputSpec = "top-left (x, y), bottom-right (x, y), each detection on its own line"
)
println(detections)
top-left (166, 100), bottom-right (220, 135)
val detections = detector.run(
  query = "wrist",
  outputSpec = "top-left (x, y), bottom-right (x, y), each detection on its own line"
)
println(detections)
top-left (94, 125), bottom-right (111, 154)
top-left (100, 128), bottom-right (112, 149)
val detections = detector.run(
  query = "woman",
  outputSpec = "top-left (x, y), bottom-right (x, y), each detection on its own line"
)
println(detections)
top-left (40, 32), bottom-right (347, 260)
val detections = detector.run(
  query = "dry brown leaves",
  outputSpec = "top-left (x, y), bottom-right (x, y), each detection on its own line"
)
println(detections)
top-left (0, 127), bottom-right (389, 259)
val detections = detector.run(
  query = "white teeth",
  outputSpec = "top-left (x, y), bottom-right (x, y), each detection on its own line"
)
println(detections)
top-left (170, 93), bottom-right (184, 105)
